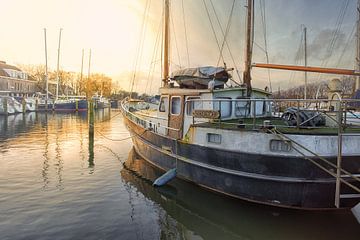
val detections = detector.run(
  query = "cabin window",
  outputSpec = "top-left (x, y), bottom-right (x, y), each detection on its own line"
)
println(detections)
top-left (270, 140), bottom-right (292, 152)
top-left (214, 97), bottom-right (232, 118)
top-left (171, 96), bottom-right (181, 115)
top-left (235, 97), bottom-right (250, 117)
top-left (159, 96), bottom-right (169, 112)
top-left (186, 97), bottom-right (202, 115)
top-left (253, 99), bottom-right (265, 116)
top-left (207, 133), bottom-right (222, 144)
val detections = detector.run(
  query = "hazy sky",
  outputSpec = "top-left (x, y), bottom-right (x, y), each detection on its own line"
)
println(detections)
top-left (0, 0), bottom-right (358, 93)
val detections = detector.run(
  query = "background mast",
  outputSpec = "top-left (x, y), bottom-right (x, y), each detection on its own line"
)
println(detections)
top-left (56, 28), bottom-right (62, 100)
top-left (44, 28), bottom-right (49, 100)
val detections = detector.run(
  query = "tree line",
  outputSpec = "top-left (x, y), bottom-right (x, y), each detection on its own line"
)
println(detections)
top-left (19, 64), bottom-right (113, 98)
top-left (273, 76), bottom-right (356, 99)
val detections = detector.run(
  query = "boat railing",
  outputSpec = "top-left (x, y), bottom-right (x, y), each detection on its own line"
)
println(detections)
top-left (184, 98), bottom-right (360, 131)
top-left (120, 98), bottom-right (180, 133)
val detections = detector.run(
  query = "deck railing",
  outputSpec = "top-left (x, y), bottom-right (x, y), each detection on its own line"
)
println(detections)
top-left (120, 98), bottom-right (180, 134)
top-left (185, 98), bottom-right (360, 131)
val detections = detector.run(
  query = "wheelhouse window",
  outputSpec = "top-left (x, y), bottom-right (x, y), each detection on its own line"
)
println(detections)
top-left (159, 96), bottom-right (169, 112)
top-left (186, 97), bottom-right (202, 115)
top-left (171, 96), bottom-right (181, 115)
top-left (235, 97), bottom-right (250, 117)
top-left (254, 99), bottom-right (265, 116)
top-left (214, 97), bottom-right (232, 118)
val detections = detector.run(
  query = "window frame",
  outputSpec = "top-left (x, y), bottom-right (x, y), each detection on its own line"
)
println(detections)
top-left (170, 96), bottom-right (182, 116)
top-left (159, 96), bottom-right (169, 113)
top-left (207, 133), bottom-right (222, 144)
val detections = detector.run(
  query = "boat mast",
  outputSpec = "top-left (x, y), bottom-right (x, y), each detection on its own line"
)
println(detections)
top-left (243, 0), bottom-right (254, 91)
top-left (356, 0), bottom-right (360, 91)
top-left (88, 49), bottom-right (92, 80)
top-left (44, 28), bottom-right (49, 100)
top-left (162, 0), bottom-right (170, 87)
top-left (304, 26), bottom-right (308, 99)
top-left (80, 49), bottom-right (84, 95)
top-left (56, 28), bottom-right (62, 100)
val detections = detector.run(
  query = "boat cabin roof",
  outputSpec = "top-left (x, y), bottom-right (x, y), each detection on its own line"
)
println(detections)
top-left (159, 86), bottom-right (271, 97)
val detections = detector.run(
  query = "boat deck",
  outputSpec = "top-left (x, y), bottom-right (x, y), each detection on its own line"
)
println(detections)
top-left (193, 117), bottom-right (360, 135)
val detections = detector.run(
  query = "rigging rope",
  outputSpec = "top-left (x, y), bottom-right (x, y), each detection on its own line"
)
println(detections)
top-left (316, 0), bottom-right (349, 81)
top-left (130, 0), bottom-right (151, 98)
top-left (145, 14), bottom-right (163, 94)
top-left (170, 8), bottom-right (182, 69)
top-left (336, 22), bottom-right (356, 68)
top-left (260, 0), bottom-right (272, 92)
top-left (182, 0), bottom-right (190, 67)
top-left (208, 0), bottom-right (242, 84)
top-left (202, 0), bottom-right (225, 65)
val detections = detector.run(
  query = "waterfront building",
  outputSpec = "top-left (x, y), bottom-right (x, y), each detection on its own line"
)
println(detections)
top-left (0, 60), bottom-right (37, 96)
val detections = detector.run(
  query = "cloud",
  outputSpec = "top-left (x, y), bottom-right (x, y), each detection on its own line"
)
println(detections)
top-left (298, 28), bottom-right (346, 62)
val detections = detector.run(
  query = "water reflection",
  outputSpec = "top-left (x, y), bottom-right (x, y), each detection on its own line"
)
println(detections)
top-left (0, 109), bottom-right (112, 188)
top-left (88, 109), bottom-right (95, 170)
top-left (121, 148), bottom-right (360, 240)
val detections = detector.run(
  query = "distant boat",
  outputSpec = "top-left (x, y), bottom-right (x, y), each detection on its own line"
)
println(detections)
top-left (54, 96), bottom-right (87, 112)
top-left (33, 93), bottom-right (53, 111)
top-left (0, 96), bottom-right (15, 114)
top-left (9, 97), bottom-right (23, 113)
top-left (14, 96), bottom-right (36, 112)
top-left (92, 95), bottom-right (110, 109)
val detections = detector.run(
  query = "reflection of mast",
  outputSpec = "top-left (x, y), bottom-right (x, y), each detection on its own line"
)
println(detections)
top-left (162, 0), bottom-right (170, 87)
top-left (42, 113), bottom-right (50, 188)
top-left (55, 125), bottom-right (63, 189)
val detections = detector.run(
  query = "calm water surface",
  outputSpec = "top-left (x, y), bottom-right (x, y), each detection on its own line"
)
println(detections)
top-left (0, 110), bottom-right (359, 240)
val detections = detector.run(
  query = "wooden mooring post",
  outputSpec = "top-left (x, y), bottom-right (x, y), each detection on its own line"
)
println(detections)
top-left (3, 97), bottom-right (8, 116)
top-left (22, 98), bottom-right (26, 113)
top-left (88, 100), bottom-right (94, 167)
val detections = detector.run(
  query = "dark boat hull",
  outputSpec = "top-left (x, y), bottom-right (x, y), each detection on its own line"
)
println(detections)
top-left (123, 116), bottom-right (360, 209)
top-left (54, 100), bottom-right (87, 112)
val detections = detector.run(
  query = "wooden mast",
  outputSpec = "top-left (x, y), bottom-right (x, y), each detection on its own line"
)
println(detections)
top-left (356, 0), bottom-right (360, 90)
top-left (304, 26), bottom-right (308, 99)
top-left (163, 0), bottom-right (170, 87)
top-left (243, 0), bottom-right (254, 91)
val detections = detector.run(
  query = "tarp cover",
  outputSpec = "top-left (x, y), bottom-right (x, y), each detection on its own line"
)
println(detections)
top-left (171, 66), bottom-right (230, 89)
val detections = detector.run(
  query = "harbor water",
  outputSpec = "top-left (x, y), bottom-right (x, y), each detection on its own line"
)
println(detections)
top-left (0, 110), bottom-right (359, 240)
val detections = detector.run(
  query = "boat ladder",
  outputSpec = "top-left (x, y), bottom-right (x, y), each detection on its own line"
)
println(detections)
top-left (267, 128), bottom-right (360, 209)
